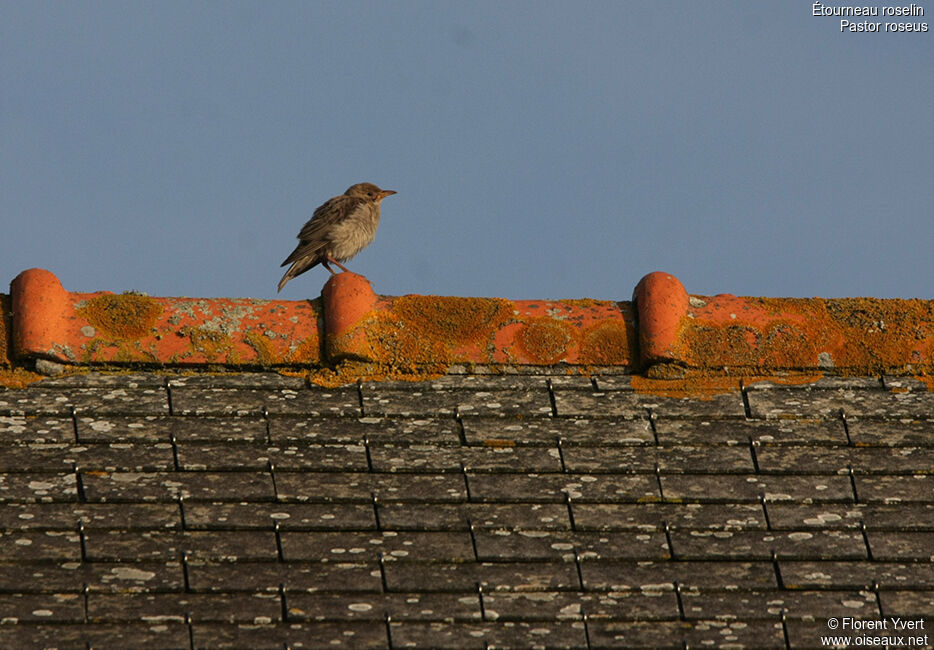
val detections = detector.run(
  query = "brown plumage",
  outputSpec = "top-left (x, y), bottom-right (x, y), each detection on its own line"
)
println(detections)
top-left (277, 182), bottom-right (396, 292)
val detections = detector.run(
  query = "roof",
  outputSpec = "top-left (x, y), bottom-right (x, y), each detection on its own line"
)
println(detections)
top-left (1, 269), bottom-right (933, 649)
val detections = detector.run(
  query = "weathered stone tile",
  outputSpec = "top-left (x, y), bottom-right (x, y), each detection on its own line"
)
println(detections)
top-left (388, 620), bottom-right (587, 649)
top-left (170, 387), bottom-right (360, 416)
top-left (781, 561), bottom-right (934, 590)
top-left (660, 474), bottom-right (854, 503)
top-left (655, 417), bottom-right (847, 445)
top-left (866, 531), bottom-right (934, 561)
top-left (855, 475), bottom-right (934, 503)
top-left (37, 373), bottom-right (168, 388)
top-left (0, 446), bottom-right (75, 471)
top-left (192, 621), bottom-right (387, 649)
top-left (846, 417), bottom-right (934, 446)
top-left (0, 530), bottom-right (80, 561)
top-left (0, 443), bottom-right (173, 473)
top-left (188, 561), bottom-right (381, 593)
top-left (562, 445), bottom-right (754, 474)
top-left (467, 473), bottom-right (659, 503)
top-left (481, 590), bottom-right (679, 621)
top-left (368, 444), bottom-right (562, 473)
top-left (878, 590), bottom-right (934, 618)
top-left (89, 592), bottom-right (281, 624)
top-left (472, 529), bottom-right (669, 562)
top-left (0, 388), bottom-right (169, 416)
top-left (572, 503), bottom-right (766, 531)
top-left (0, 561), bottom-right (184, 593)
top-left (679, 588), bottom-right (877, 619)
top-left (553, 388), bottom-right (746, 418)
top-left (0, 622), bottom-right (190, 649)
top-left (746, 384), bottom-right (934, 419)
top-left (383, 561), bottom-right (580, 592)
top-left (756, 445), bottom-right (934, 474)
top-left (0, 503), bottom-right (181, 531)
top-left (84, 530), bottom-right (277, 562)
top-left (177, 442), bottom-right (368, 471)
top-left (579, 560), bottom-right (776, 591)
top-left (377, 503), bottom-right (571, 531)
top-left (462, 416), bottom-right (655, 446)
top-left (275, 472), bottom-right (466, 503)
top-left (286, 591), bottom-right (482, 622)
top-left (269, 416), bottom-right (462, 445)
top-left (588, 619), bottom-right (785, 648)
top-left (280, 531), bottom-right (474, 562)
top-left (767, 503), bottom-right (934, 530)
top-left (78, 416), bottom-right (268, 443)
top-left (183, 502), bottom-right (376, 531)
top-left (362, 388), bottom-right (554, 418)
top-left (0, 472), bottom-right (77, 503)
top-left (0, 416), bottom-right (75, 443)
top-left (81, 471), bottom-right (275, 502)
top-left (168, 374), bottom-right (305, 389)
top-left (0, 592), bottom-right (85, 622)
top-left (670, 529), bottom-right (866, 561)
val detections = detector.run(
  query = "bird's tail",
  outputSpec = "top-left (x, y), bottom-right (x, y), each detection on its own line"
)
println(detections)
top-left (277, 258), bottom-right (318, 293)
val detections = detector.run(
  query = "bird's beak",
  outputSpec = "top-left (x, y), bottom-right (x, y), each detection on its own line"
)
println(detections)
top-left (378, 190), bottom-right (397, 200)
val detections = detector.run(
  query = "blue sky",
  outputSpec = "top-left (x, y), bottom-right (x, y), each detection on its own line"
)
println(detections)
top-left (2, 2), bottom-right (932, 301)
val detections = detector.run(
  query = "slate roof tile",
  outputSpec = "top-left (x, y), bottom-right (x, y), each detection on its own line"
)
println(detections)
top-left (0, 415), bottom-right (75, 443)
top-left (1, 370), bottom-right (931, 647)
top-left (878, 589), bottom-right (934, 618)
top-left (578, 560), bottom-right (777, 591)
top-left (0, 622), bottom-right (192, 649)
top-left (376, 502), bottom-right (571, 531)
top-left (80, 470), bottom-right (276, 502)
top-left (382, 560), bottom-right (581, 593)
top-left (169, 386), bottom-right (361, 417)
top-left (779, 560), bottom-right (934, 590)
top-left (188, 560), bottom-right (381, 593)
top-left (0, 472), bottom-right (78, 502)
top-left (553, 387), bottom-right (746, 418)
top-left (461, 415), bottom-right (655, 446)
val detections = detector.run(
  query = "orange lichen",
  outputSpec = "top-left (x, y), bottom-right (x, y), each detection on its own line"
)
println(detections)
top-left (0, 294), bottom-right (10, 368)
top-left (631, 372), bottom-right (825, 400)
top-left (516, 317), bottom-right (574, 364)
top-left (580, 320), bottom-right (635, 365)
top-left (393, 295), bottom-right (513, 348)
top-left (286, 335), bottom-right (321, 365)
top-left (243, 330), bottom-right (277, 366)
top-left (0, 368), bottom-right (44, 388)
top-left (77, 294), bottom-right (163, 340)
top-left (677, 296), bottom-right (934, 376)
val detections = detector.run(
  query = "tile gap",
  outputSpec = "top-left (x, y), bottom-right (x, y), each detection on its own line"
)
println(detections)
top-left (573, 548), bottom-right (586, 591)
top-left (263, 406), bottom-right (272, 445)
top-left (771, 550), bottom-right (785, 589)
top-left (840, 409), bottom-right (853, 446)
top-left (165, 378), bottom-right (175, 416)
top-left (582, 609), bottom-right (592, 650)
top-left (186, 611), bottom-right (195, 650)
top-left (546, 378), bottom-right (558, 417)
top-left (647, 409), bottom-right (659, 446)
top-left (673, 580), bottom-right (685, 621)
top-left (780, 608), bottom-right (790, 650)
top-left (274, 521), bottom-right (285, 562)
top-left (860, 520), bottom-right (873, 561)
top-left (749, 437), bottom-right (760, 474)
top-left (364, 437), bottom-right (374, 473)
top-left (759, 492), bottom-right (772, 531)
top-left (356, 379), bottom-right (365, 417)
top-left (739, 380), bottom-right (752, 419)
top-left (268, 461), bottom-right (280, 501)
top-left (556, 436), bottom-right (568, 473)
top-left (279, 583), bottom-right (288, 622)
top-left (71, 405), bottom-right (80, 444)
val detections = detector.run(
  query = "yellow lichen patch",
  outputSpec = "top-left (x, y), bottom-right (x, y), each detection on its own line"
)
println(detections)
top-left (300, 359), bottom-right (446, 387)
top-left (393, 295), bottom-right (513, 348)
top-left (286, 335), bottom-right (321, 365)
top-left (0, 294), bottom-right (10, 368)
top-left (243, 330), bottom-right (277, 365)
top-left (482, 439), bottom-right (517, 448)
top-left (631, 375), bottom-right (743, 400)
top-left (0, 368), bottom-right (44, 388)
top-left (579, 321), bottom-right (635, 366)
top-left (516, 317), bottom-right (574, 364)
top-left (77, 294), bottom-right (163, 340)
top-left (180, 326), bottom-right (235, 363)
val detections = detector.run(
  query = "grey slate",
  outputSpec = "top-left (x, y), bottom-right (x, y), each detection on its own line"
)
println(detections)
top-left (0, 371), bottom-right (932, 649)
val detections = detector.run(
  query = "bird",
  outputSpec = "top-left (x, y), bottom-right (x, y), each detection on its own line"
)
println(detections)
top-left (277, 182), bottom-right (396, 292)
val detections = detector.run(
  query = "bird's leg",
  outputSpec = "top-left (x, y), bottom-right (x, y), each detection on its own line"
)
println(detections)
top-left (326, 256), bottom-right (352, 273)
top-left (321, 260), bottom-right (338, 275)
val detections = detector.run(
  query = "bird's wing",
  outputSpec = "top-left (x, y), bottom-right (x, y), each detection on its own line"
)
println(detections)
top-left (280, 195), bottom-right (366, 267)
top-left (298, 195), bottom-right (366, 241)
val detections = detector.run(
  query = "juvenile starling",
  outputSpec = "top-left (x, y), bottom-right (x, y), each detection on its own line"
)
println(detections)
top-left (277, 182), bottom-right (396, 292)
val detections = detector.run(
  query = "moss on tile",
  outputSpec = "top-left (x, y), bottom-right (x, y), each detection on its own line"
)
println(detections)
top-left (77, 293), bottom-right (163, 340)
